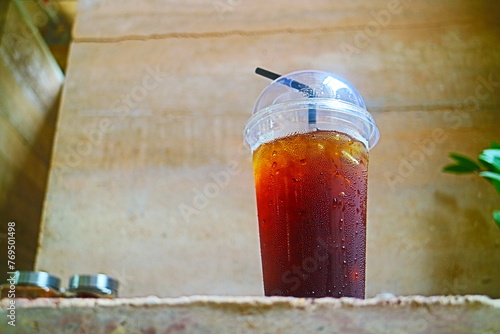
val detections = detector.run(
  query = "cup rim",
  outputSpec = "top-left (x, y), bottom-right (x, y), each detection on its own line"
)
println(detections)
top-left (244, 98), bottom-right (380, 152)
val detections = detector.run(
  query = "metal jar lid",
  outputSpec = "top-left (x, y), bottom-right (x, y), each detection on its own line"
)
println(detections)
top-left (14, 271), bottom-right (61, 290)
top-left (69, 274), bottom-right (119, 296)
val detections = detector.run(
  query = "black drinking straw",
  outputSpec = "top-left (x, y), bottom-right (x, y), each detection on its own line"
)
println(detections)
top-left (255, 67), bottom-right (317, 124)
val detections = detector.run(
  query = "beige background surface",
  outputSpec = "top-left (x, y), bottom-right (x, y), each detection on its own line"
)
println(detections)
top-left (36, 0), bottom-right (500, 297)
top-left (2, 295), bottom-right (499, 334)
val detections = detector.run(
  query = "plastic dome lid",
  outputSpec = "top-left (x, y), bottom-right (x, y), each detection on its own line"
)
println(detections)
top-left (244, 70), bottom-right (380, 151)
top-left (253, 70), bottom-right (367, 112)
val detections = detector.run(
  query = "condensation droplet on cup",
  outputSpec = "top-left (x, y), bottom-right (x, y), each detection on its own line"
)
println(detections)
top-left (300, 159), bottom-right (307, 165)
top-left (272, 162), bottom-right (277, 168)
top-left (272, 150), bottom-right (277, 156)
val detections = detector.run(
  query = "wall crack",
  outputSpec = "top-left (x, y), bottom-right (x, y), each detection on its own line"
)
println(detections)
top-left (73, 20), bottom-right (475, 43)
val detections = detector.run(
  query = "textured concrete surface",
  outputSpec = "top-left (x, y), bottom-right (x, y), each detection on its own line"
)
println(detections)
top-left (0, 295), bottom-right (499, 333)
top-left (35, 0), bottom-right (500, 297)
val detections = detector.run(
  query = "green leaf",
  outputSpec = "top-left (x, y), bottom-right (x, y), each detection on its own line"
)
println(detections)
top-left (449, 153), bottom-right (481, 169)
top-left (443, 164), bottom-right (477, 174)
top-left (445, 153), bottom-right (481, 173)
top-left (478, 149), bottom-right (500, 173)
top-left (490, 142), bottom-right (500, 149)
top-left (479, 171), bottom-right (500, 183)
top-left (443, 153), bottom-right (481, 173)
top-left (492, 179), bottom-right (500, 195)
top-left (493, 211), bottom-right (500, 228)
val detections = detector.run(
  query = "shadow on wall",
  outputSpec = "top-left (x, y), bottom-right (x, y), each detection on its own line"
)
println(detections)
top-left (0, 0), bottom-right (63, 283)
top-left (0, 96), bottom-right (60, 284)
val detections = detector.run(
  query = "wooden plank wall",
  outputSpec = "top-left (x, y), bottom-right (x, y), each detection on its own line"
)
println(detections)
top-left (0, 0), bottom-right (63, 282)
top-left (36, 0), bottom-right (500, 297)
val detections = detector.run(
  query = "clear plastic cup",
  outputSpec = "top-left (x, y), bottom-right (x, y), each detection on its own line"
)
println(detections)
top-left (244, 70), bottom-right (379, 298)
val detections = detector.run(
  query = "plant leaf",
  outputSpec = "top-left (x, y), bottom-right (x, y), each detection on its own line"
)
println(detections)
top-left (443, 164), bottom-right (476, 174)
top-left (492, 179), bottom-right (500, 195)
top-left (478, 149), bottom-right (500, 173)
top-left (490, 142), bottom-right (500, 149)
top-left (479, 171), bottom-right (500, 183)
top-left (449, 153), bottom-right (481, 169)
top-left (448, 153), bottom-right (481, 171)
top-left (443, 153), bottom-right (481, 173)
top-left (493, 211), bottom-right (500, 228)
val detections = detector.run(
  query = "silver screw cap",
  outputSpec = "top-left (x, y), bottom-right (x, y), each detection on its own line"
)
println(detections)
top-left (69, 274), bottom-right (119, 296)
top-left (14, 271), bottom-right (61, 290)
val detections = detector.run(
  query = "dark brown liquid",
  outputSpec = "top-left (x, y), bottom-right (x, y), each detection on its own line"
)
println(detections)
top-left (253, 130), bottom-right (369, 298)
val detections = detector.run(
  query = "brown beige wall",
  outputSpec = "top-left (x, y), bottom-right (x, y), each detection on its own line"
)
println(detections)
top-left (0, 0), bottom-right (63, 282)
top-left (36, 0), bottom-right (500, 297)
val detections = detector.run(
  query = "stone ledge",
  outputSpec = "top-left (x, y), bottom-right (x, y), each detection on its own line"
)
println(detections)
top-left (1, 295), bottom-right (499, 333)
